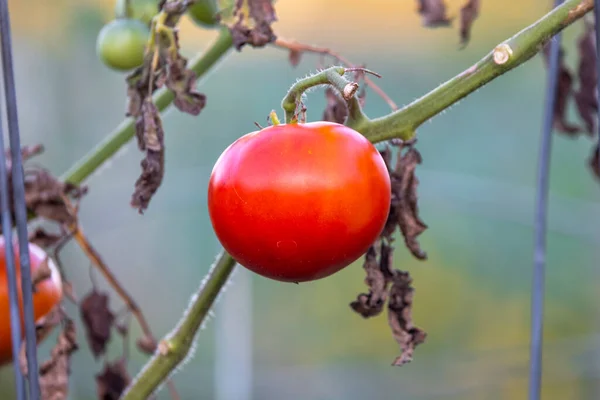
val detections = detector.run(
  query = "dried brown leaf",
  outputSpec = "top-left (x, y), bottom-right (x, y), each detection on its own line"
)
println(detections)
top-left (459, 0), bottom-right (480, 46)
top-left (393, 146), bottom-right (428, 260)
top-left (574, 20), bottom-right (598, 136)
top-left (37, 318), bottom-right (78, 400)
top-left (542, 44), bottom-right (582, 135)
top-left (24, 167), bottom-right (87, 225)
top-left (350, 242), bottom-right (394, 318)
top-left (96, 358), bottom-right (131, 400)
top-left (0, 147), bottom-right (86, 234)
top-left (131, 100), bottom-right (166, 213)
top-left (19, 306), bottom-right (65, 377)
top-left (322, 87), bottom-right (348, 124)
top-left (225, 0), bottom-right (278, 50)
top-left (417, 0), bottom-right (453, 27)
top-left (80, 290), bottom-right (115, 358)
top-left (387, 271), bottom-right (427, 366)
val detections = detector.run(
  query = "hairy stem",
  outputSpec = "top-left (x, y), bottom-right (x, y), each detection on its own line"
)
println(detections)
top-left (120, 251), bottom-right (237, 400)
top-left (60, 27), bottom-right (233, 185)
top-left (354, 0), bottom-right (593, 142)
top-left (281, 66), bottom-right (366, 124)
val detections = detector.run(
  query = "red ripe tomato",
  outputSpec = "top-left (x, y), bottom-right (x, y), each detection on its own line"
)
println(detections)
top-left (208, 121), bottom-right (391, 282)
top-left (0, 238), bottom-right (63, 365)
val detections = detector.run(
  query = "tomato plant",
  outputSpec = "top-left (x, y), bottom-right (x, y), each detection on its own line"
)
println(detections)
top-left (115, 0), bottom-right (159, 26)
top-left (96, 18), bottom-right (150, 71)
top-left (0, 238), bottom-right (63, 365)
top-left (207, 121), bottom-right (391, 282)
top-left (188, 0), bottom-right (219, 28)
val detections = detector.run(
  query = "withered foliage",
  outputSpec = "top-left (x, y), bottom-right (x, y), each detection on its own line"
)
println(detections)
top-left (222, 0), bottom-right (278, 50)
top-left (386, 143), bottom-right (428, 260)
top-left (542, 44), bottom-right (582, 134)
top-left (80, 290), bottom-right (115, 358)
top-left (19, 306), bottom-right (65, 376)
top-left (96, 358), bottom-right (131, 400)
top-left (351, 241), bottom-right (427, 365)
top-left (541, 19), bottom-right (600, 183)
top-left (416, 0), bottom-right (481, 46)
top-left (417, 0), bottom-right (452, 27)
top-left (574, 20), bottom-right (598, 136)
top-left (131, 100), bottom-right (166, 213)
top-left (459, 0), bottom-right (480, 46)
top-left (0, 145), bottom-right (86, 234)
top-left (36, 318), bottom-right (79, 400)
top-left (350, 143), bottom-right (427, 365)
top-left (322, 87), bottom-right (349, 124)
top-left (125, 0), bottom-right (207, 213)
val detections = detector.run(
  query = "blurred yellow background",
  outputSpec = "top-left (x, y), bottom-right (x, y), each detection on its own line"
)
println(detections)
top-left (0, 0), bottom-right (599, 399)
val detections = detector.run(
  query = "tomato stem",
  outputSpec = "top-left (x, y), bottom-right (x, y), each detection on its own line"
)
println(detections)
top-left (120, 250), bottom-right (237, 400)
top-left (280, 66), bottom-right (368, 125)
top-left (60, 27), bottom-right (233, 185)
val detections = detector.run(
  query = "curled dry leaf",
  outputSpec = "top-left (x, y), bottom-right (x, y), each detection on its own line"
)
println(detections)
top-left (220, 0), bottom-right (278, 50)
top-left (387, 271), bottom-right (427, 365)
top-left (96, 358), bottom-right (131, 400)
top-left (0, 145), bottom-right (87, 234)
top-left (322, 87), bottom-right (349, 124)
top-left (350, 144), bottom-right (427, 365)
top-left (392, 144), bottom-right (428, 260)
top-left (131, 100), bottom-right (166, 213)
top-left (350, 242), bottom-right (394, 318)
top-left (574, 20), bottom-right (598, 136)
top-left (38, 318), bottom-right (78, 400)
top-left (542, 44), bottom-right (582, 135)
top-left (80, 290), bottom-right (115, 358)
top-left (19, 306), bottom-right (65, 377)
top-left (24, 167), bottom-right (87, 225)
top-left (459, 0), bottom-right (480, 46)
top-left (350, 242), bottom-right (426, 365)
top-left (124, 1), bottom-right (207, 214)
top-left (416, 0), bottom-right (453, 27)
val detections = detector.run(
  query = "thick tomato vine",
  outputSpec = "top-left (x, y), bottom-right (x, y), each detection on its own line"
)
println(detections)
top-left (0, 238), bottom-right (63, 365)
top-left (208, 121), bottom-right (391, 283)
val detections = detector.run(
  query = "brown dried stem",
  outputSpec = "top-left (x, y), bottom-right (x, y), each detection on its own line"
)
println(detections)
top-left (272, 37), bottom-right (399, 111)
top-left (60, 197), bottom-right (179, 400)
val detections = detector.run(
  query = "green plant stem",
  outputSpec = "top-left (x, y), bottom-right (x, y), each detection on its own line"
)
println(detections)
top-left (281, 66), bottom-right (366, 124)
top-left (60, 26), bottom-right (234, 185)
top-left (121, 250), bottom-right (237, 400)
top-left (351, 0), bottom-right (593, 142)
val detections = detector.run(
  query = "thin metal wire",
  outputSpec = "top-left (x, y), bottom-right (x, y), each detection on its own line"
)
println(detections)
top-left (0, 90), bottom-right (25, 400)
top-left (0, 0), bottom-right (41, 398)
top-left (528, 1), bottom-right (563, 399)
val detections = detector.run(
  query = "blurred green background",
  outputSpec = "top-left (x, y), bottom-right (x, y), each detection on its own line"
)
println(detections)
top-left (1, 0), bottom-right (599, 399)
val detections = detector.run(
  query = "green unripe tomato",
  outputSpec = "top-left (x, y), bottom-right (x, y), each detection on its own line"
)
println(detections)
top-left (115, 0), bottom-right (159, 26)
top-left (96, 19), bottom-right (150, 72)
top-left (188, 0), bottom-right (219, 28)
